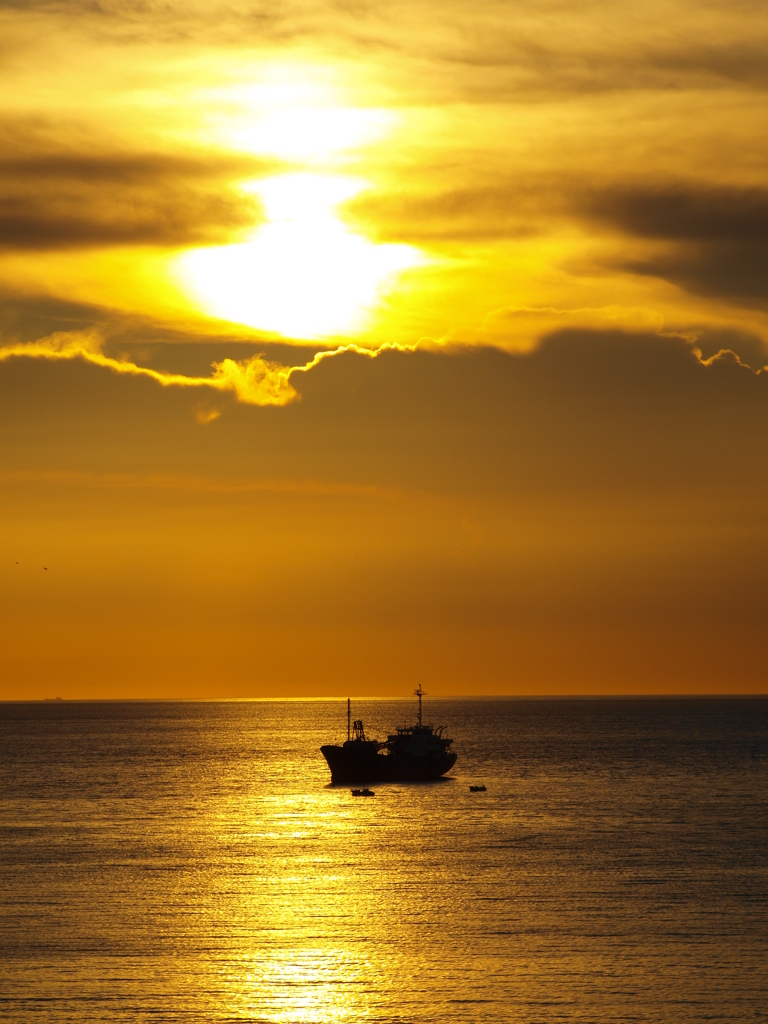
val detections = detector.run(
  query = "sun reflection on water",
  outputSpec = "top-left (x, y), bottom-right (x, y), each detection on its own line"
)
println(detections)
top-left (240, 949), bottom-right (369, 1024)
top-left (220, 790), bottom-right (376, 1024)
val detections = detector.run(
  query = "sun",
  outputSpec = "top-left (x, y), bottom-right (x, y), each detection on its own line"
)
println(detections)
top-left (177, 173), bottom-right (421, 340)
top-left (176, 84), bottom-right (423, 341)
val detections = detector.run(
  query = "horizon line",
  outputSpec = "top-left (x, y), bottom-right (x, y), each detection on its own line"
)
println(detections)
top-left (3, 693), bottom-right (766, 704)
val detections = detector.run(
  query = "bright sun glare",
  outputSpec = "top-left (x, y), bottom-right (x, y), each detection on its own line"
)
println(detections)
top-left (177, 89), bottom-right (422, 340)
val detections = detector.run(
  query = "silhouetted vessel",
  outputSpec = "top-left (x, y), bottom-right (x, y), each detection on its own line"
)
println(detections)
top-left (351, 788), bottom-right (375, 797)
top-left (469, 784), bottom-right (486, 792)
top-left (321, 686), bottom-right (457, 784)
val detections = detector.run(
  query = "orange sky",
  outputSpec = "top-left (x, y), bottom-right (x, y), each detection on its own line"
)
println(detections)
top-left (1, 0), bottom-right (767, 697)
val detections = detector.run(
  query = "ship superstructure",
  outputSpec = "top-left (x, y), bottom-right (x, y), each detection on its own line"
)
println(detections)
top-left (320, 686), bottom-right (457, 784)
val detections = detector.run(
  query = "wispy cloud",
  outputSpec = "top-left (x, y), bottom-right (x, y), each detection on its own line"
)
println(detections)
top-left (0, 330), bottom-right (422, 409)
top-left (0, 139), bottom-right (275, 251)
top-left (0, 330), bottom-right (298, 405)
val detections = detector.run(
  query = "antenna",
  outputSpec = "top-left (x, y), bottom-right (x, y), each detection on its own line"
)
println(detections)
top-left (414, 685), bottom-right (426, 727)
top-left (347, 697), bottom-right (351, 742)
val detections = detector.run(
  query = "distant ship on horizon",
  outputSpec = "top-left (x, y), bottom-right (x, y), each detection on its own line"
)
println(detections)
top-left (320, 686), bottom-right (457, 784)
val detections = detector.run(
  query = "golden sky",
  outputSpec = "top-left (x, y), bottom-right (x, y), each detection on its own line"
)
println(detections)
top-left (1, 0), bottom-right (767, 697)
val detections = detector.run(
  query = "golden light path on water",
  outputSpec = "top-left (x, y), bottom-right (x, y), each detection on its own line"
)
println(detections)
top-left (176, 79), bottom-right (423, 340)
top-left (214, 790), bottom-right (378, 1024)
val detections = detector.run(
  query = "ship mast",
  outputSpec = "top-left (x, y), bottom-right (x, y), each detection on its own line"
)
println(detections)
top-left (347, 697), bottom-right (351, 742)
top-left (414, 685), bottom-right (426, 726)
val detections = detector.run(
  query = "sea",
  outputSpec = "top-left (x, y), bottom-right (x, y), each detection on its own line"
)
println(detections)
top-left (1, 698), bottom-right (766, 1023)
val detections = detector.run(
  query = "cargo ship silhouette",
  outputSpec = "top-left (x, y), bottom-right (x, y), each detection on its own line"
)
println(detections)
top-left (321, 686), bottom-right (457, 784)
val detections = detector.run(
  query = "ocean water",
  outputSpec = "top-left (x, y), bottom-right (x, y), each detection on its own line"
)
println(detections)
top-left (1, 698), bottom-right (766, 1023)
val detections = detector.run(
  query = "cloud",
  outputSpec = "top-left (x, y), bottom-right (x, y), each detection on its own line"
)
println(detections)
top-left (0, 195), bottom-right (256, 251)
top-left (346, 182), bottom-right (553, 243)
top-left (5, 0), bottom-right (768, 101)
top-left (0, 140), bottom-right (275, 251)
top-left (210, 353), bottom-right (297, 405)
top-left (2, 0), bottom-right (768, 358)
top-left (584, 183), bottom-right (768, 243)
top-left (194, 405), bottom-right (222, 424)
top-left (351, 174), bottom-right (768, 320)
top-left (0, 330), bottom-right (299, 405)
top-left (4, 319), bottom-right (766, 431)
top-left (582, 183), bottom-right (768, 308)
top-left (352, 175), bottom-right (768, 245)
top-left (625, 241), bottom-right (768, 309)
top-left (7, 327), bottom-right (768, 495)
top-left (0, 151), bottom-right (273, 185)
top-left (0, 289), bottom-right (107, 342)
top-left (476, 304), bottom-right (673, 352)
top-left (0, 323), bottom-right (420, 410)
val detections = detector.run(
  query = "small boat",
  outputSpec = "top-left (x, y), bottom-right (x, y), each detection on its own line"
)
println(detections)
top-left (351, 787), bottom-right (375, 797)
top-left (469, 784), bottom-right (486, 792)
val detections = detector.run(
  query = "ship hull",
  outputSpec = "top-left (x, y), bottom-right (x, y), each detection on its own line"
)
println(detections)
top-left (321, 744), bottom-right (457, 785)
